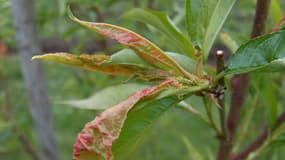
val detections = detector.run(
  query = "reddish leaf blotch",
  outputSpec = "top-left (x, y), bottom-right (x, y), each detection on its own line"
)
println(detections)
top-left (73, 79), bottom-right (179, 160)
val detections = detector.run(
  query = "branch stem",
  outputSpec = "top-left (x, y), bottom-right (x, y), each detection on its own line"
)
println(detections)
top-left (215, 50), bottom-right (231, 160)
top-left (202, 96), bottom-right (221, 135)
top-left (222, 0), bottom-right (271, 159)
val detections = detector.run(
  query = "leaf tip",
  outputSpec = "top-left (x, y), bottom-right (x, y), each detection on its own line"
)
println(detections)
top-left (67, 5), bottom-right (81, 24)
top-left (31, 55), bottom-right (42, 61)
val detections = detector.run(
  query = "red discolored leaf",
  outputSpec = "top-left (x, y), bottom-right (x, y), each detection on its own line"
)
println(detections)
top-left (67, 8), bottom-right (197, 80)
top-left (73, 79), bottom-right (180, 160)
top-left (32, 52), bottom-right (171, 80)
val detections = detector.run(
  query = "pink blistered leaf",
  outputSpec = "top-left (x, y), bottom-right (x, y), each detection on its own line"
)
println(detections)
top-left (32, 53), bottom-right (148, 76)
top-left (67, 8), bottom-right (194, 79)
top-left (73, 79), bottom-right (179, 160)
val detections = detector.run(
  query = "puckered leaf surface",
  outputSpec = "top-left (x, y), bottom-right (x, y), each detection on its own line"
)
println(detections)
top-left (73, 80), bottom-right (180, 160)
top-left (32, 51), bottom-right (172, 80)
top-left (67, 8), bottom-right (195, 80)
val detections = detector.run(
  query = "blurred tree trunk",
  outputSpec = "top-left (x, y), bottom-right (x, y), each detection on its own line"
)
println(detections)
top-left (11, 0), bottom-right (61, 160)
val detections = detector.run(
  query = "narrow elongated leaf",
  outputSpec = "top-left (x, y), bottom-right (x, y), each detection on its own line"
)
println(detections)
top-left (109, 49), bottom-right (197, 74)
top-left (109, 49), bottom-right (155, 69)
top-left (181, 136), bottom-right (205, 160)
top-left (203, 0), bottom-right (237, 58)
top-left (32, 53), bottom-right (146, 76)
top-left (111, 48), bottom-right (197, 74)
top-left (166, 52), bottom-right (196, 74)
top-left (67, 8), bottom-right (195, 80)
top-left (224, 31), bottom-right (285, 75)
top-left (73, 80), bottom-right (180, 160)
top-left (32, 51), bottom-right (172, 80)
top-left (186, 0), bottom-right (218, 48)
top-left (122, 8), bottom-right (195, 58)
top-left (220, 32), bottom-right (239, 53)
top-left (263, 79), bottom-right (278, 129)
top-left (61, 83), bottom-right (149, 110)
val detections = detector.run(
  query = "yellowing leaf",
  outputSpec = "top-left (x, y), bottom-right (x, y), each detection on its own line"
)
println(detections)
top-left (73, 79), bottom-right (180, 160)
top-left (32, 52), bottom-right (171, 80)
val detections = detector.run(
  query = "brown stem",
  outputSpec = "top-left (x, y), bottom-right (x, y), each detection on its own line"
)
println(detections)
top-left (227, 75), bottom-right (250, 141)
top-left (231, 112), bottom-right (285, 160)
top-left (219, 0), bottom-right (271, 159)
top-left (227, 0), bottom-right (270, 141)
top-left (250, 0), bottom-right (271, 38)
top-left (16, 128), bottom-right (41, 160)
top-left (216, 51), bottom-right (231, 160)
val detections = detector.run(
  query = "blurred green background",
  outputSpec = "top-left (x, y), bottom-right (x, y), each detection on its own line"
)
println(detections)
top-left (1, 0), bottom-right (285, 160)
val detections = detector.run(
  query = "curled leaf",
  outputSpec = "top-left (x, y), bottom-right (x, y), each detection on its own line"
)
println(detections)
top-left (32, 53), bottom-right (141, 75)
top-left (73, 79), bottom-right (180, 160)
top-left (67, 7), bottom-right (197, 80)
top-left (32, 52), bottom-right (171, 80)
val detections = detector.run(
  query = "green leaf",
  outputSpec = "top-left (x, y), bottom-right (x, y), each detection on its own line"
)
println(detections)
top-left (122, 8), bottom-right (195, 59)
top-left (111, 49), bottom-right (198, 76)
top-left (67, 7), bottom-right (196, 80)
top-left (181, 136), bottom-right (205, 160)
top-left (203, 0), bottom-right (237, 58)
top-left (261, 78), bottom-right (278, 129)
top-left (224, 31), bottom-right (285, 75)
top-left (110, 49), bottom-right (155, 69)
top-left (166, 52), bottom-right (197, 74)
top-left (72, 80), bottom-right (181, 160)
top-left (60, 83), bottom-right (149, 110)
top-left (111, 48), bottom-right (197, 74)
top-left (185, 0), bottom-right (218, 48)
top-left (220, 32), bottom-right (239, 53)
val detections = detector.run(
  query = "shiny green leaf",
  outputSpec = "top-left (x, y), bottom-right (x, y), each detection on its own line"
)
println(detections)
top-left (225, 31), bottom-right (285, 75)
